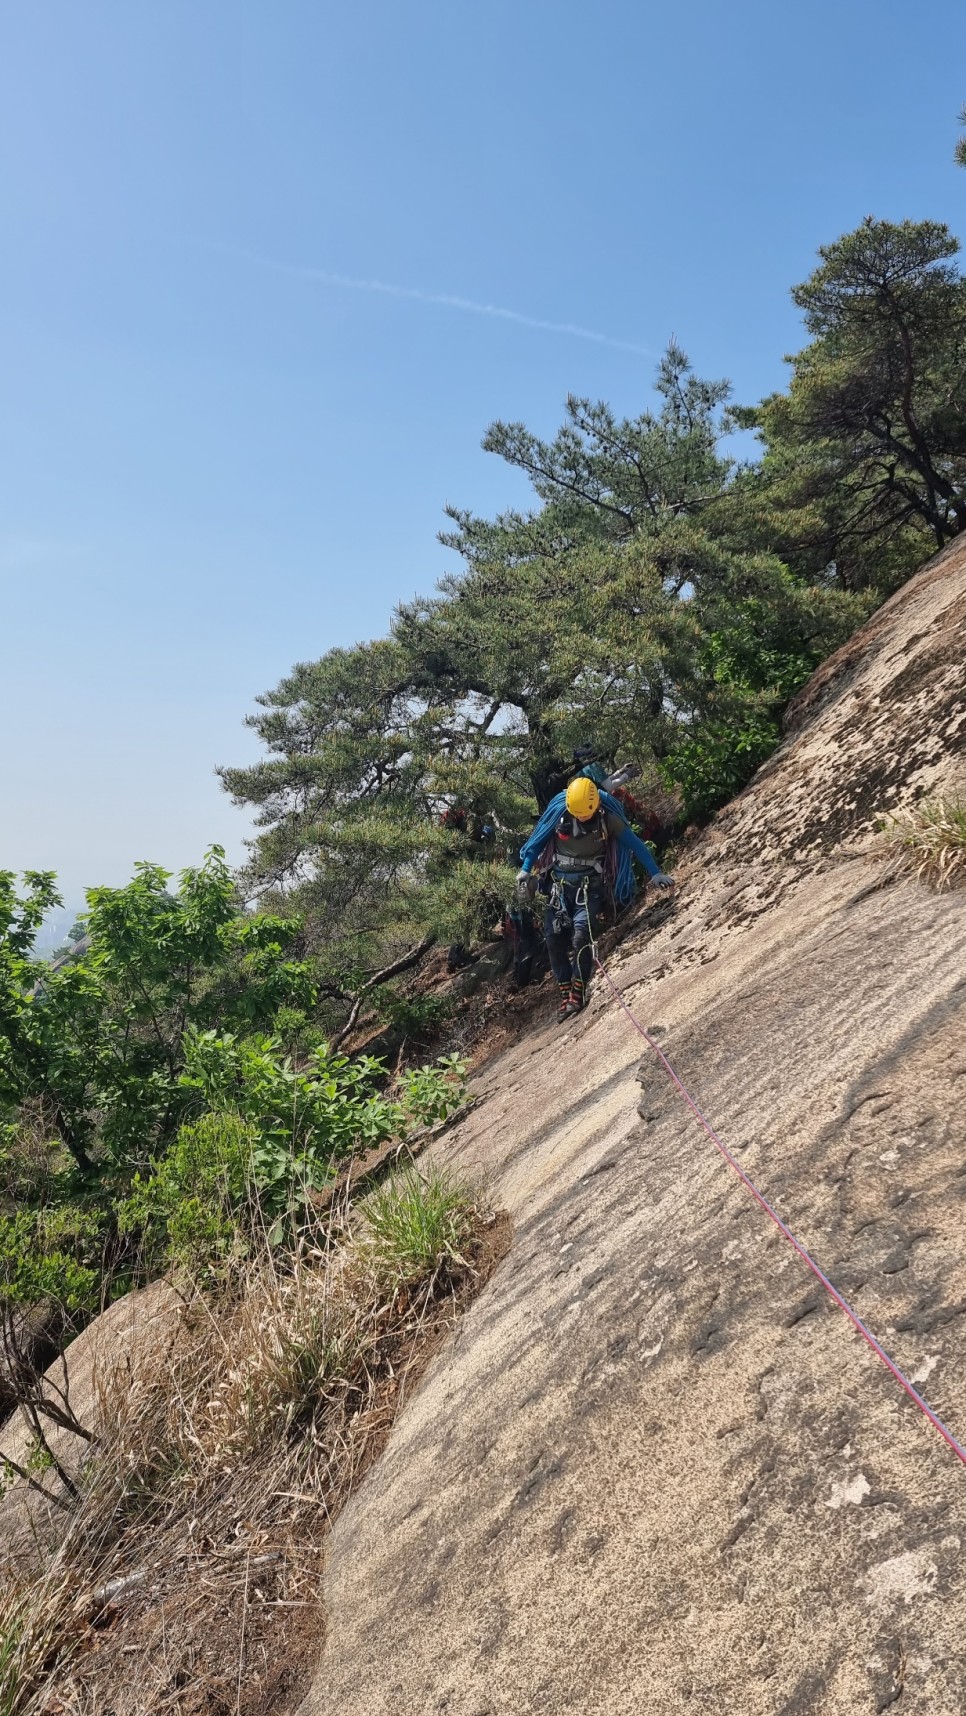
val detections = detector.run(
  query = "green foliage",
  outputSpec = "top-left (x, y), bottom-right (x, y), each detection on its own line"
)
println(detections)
top-left (179, 1029), bottom-right (401, 1212)
top-left (0, 1205), bottom-right (101, 1315)
top-left (664, 712), bottom-right (781, 823)
top-left (372, 984), bottom-right (454, 1041)
top-left (118, 1112), bottom-right (258, 1271)
top-left (0, 844), bottom-right (472, 1309)
top-left (358, 1162), bottom-right (477, 1287)
top-left (396, 1053), bottom-right (469, 1128)
top-left (661, 606), bottom-right (829, 818)
top-left (121, 1037), bottom-right (468, 1259)
top-left (0, 850), bottom-right (315, 1180)
top-left (739, 218), bottom-right (966, 586)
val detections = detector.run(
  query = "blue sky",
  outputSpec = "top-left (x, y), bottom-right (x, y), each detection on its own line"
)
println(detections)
top-left (3, 0), bottom-right (965, 909)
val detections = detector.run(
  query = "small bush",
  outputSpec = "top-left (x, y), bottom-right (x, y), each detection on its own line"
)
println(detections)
top-left (371, 985), bottom-right (453, 1041)
top-left (0, 1206), bottom-right (101, 1316)
top-left (396, 1054), bottom-right (469, 1130)
top-left (663, 710), bottom-right (781, 822)
top-left (357, 1163), bottom-right (477, 1288)
top-left (877, 796), bottom-right (966, 891)
top-left (118, 1112), bottom-right (258, 1273)
top-left (179, 1031), bottom-right (466, 1221)
top-left (119, 1050), bottom-right (470, 1270)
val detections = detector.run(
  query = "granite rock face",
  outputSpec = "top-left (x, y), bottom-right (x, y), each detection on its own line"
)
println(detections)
top-left (0, 1281), bottom-right (184, 1574)
top-left (300, 541), bottom-right (966, 1716)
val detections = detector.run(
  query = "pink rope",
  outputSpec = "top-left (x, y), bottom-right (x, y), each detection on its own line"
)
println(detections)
top-left (594, 954), bottom-right (966, 1472)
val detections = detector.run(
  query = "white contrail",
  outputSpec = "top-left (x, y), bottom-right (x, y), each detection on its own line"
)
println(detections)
top-left (220, 242), bottom-right (650, 356)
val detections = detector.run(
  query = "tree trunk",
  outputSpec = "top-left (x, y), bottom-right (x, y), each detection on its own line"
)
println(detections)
top-left (51, 1106), bottom-right (93, 1175)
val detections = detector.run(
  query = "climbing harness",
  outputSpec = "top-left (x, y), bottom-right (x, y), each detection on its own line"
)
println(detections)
top-left (592, 950), bottom-right (966, 1473)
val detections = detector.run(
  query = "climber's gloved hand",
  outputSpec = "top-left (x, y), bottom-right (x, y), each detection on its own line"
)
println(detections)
top-left (516, 867), bottom-right (535, 901)
top-left (650, 872), bottom-right (674, 891)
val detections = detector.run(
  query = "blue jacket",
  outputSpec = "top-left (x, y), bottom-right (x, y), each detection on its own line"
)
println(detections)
top-left (518, 789), bottom-right (660, 906)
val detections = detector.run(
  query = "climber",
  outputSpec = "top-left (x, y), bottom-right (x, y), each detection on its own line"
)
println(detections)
top-left (516, 775), bottom-right (673, 1021)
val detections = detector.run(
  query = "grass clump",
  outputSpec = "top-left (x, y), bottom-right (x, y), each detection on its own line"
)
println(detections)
top-left (358, 1162), bottom-right (478, 1288)
top-left (877, 795), bottom-right (966, 891)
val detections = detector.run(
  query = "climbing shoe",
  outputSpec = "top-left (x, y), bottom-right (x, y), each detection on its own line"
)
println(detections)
top-left (557, 982), bottom-right (577, 1021)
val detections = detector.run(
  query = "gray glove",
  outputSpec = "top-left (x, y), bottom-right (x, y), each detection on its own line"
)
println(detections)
top-left (650, 872), bottom-right (674, 890)
top-left (516, 868), bottom-right (536, 901)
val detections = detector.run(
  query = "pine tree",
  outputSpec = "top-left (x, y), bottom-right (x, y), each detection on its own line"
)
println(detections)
top-left (739, 219), bottom-right (966, 586)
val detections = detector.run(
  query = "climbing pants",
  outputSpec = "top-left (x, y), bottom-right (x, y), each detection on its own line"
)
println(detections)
top-left (544, 875), bottom-right (604, 992)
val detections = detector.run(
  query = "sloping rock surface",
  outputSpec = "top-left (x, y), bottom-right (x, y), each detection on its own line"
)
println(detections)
top-left (0, 1280), bottom-right (183, 1573)
top-left (300, 542), bottom-right (966, 1716)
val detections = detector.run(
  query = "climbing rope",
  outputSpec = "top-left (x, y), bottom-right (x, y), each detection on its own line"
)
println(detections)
top-left (592, 951), bottom-right (966, 1473)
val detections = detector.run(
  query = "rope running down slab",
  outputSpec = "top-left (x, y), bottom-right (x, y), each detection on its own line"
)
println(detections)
top-left (592, 952), bottom-right (966, 1473)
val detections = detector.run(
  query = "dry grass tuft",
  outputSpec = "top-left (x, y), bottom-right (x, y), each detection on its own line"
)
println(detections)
top-left (0, 1167), bottom-right (506, 1716)
top-left (876, 795), bottom-right (966, 892)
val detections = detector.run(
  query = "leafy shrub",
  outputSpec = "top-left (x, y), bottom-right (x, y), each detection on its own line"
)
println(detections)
top-left (179, 1030), bottom-right (402, 1215)
top-left (396, 1054), bottom-right (469, 1129)
top-left (118, 1113), bottom-right (258, 1272)
top-left (120, 1037), bottom-right (470, 1262)
top-left (0, 1206), bottom-right (101, 1316)
top-left (371, 985), bottom-right (454, 1041)
top-left (660, 618), bottom-right (825, 821)
top-left (664, 711), bottom-right (782, 822)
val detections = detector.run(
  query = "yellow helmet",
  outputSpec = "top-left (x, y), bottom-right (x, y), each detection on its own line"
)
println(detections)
top-left (565, 776), bottom-right (601, 820)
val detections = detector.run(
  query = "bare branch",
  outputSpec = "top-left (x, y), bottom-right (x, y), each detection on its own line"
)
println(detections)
top-left (329, 933), bottom-right (436, 1050)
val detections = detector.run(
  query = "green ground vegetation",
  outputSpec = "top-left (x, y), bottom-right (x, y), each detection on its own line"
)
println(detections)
top-left (0, 852), bottom-right (467, 1379)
